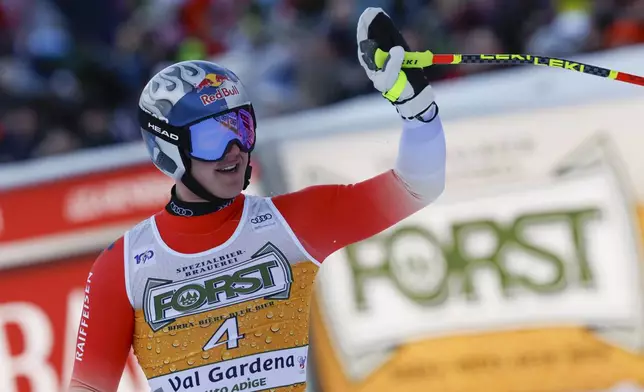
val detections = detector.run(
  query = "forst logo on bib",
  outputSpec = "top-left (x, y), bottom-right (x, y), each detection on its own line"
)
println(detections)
top-left (143, 243), bottom-right (293, 331)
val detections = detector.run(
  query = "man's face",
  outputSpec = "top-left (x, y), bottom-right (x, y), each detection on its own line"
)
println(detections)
top-left (190, 143), bottom-right (249, 199)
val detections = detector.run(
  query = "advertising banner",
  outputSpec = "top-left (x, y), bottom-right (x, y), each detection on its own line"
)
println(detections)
top-left (0, 254), bottom-right (149, 392)
top-left (278, 97), bottom-right (644, 392)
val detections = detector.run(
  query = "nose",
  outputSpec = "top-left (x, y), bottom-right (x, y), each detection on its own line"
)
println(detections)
top-left (226, 143), bottom-right (241, 156)
top-left (221, 142), bottom-right (242, 162)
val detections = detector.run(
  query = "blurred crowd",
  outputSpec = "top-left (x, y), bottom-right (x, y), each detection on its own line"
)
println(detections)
top-left (0, 0), bottom-right (643, 163)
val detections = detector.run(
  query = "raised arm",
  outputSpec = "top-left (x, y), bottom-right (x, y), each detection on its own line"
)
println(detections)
top-left (273, 110), bottom-right (445, 261)
top-left (67, 239), bottom-right (134, 392)
top-left (272, 7), bottom-right (447, 261)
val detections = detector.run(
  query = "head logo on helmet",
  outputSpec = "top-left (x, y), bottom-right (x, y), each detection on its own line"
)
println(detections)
top-left (147, 122), bottom-right (179, 141)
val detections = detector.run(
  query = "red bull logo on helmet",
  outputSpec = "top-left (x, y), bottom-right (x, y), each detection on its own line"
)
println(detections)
top-left (199, 85), bottom-right (241, 106)
top-left (195, 73), bottom-right (229, 92)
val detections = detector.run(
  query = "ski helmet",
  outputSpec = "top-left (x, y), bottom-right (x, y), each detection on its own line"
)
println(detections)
top-left (138, 60), bottom-right (256, 201)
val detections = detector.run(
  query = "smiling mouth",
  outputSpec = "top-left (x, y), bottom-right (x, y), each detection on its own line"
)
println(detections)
top-left (216, 162), bottom-right (240, 173)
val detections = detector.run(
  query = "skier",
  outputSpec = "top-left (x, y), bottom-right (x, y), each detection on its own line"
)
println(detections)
top-left (68, 7), bottom-right (446, 392)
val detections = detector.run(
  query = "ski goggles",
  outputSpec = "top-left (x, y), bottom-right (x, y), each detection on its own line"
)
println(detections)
top-left (140, 105), bottom-right (256, 162)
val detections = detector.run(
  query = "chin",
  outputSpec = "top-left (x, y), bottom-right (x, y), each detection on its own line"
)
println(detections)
top-left (208, 179), bottom-right (245, 199)
top-left (222, 188), bottom-right (244, 199)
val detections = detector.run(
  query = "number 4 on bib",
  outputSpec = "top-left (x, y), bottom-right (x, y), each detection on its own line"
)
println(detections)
top-left (203, 317), bottom-right (245, 351)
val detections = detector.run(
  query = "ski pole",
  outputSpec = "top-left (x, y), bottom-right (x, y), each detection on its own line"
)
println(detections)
top-left (374, 48), bottom-right (644, 87)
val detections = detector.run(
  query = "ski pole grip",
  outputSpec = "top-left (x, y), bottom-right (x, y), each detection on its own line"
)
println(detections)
top-left (375, 49), bottom-right (435, 69)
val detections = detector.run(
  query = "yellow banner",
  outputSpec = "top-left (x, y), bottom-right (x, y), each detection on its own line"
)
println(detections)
top-left (310, 178), bottom-right (644, 392)
top-left (313, 299), bottom-right (644, 392)
top-left (279, 99), bottom-right (644, 392)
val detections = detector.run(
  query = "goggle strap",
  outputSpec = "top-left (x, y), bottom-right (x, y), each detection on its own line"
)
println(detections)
top-left (139, 110), bottom-right (190, 146)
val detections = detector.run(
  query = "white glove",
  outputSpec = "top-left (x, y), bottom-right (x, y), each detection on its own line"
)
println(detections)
top-left (357, 7), bottom-right (437, 122)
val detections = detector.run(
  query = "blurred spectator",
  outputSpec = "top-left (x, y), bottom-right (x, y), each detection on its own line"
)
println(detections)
top-left (602, 0), bottom-right (644, 47)
top-left (31, 127), bottom-right (82, 158)
top-left (77, 105), bottom-right (118, 148)
top-left (0, 104), bottom-right (39, 162)
top-left (1, 0), bottom-right (643, 163)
